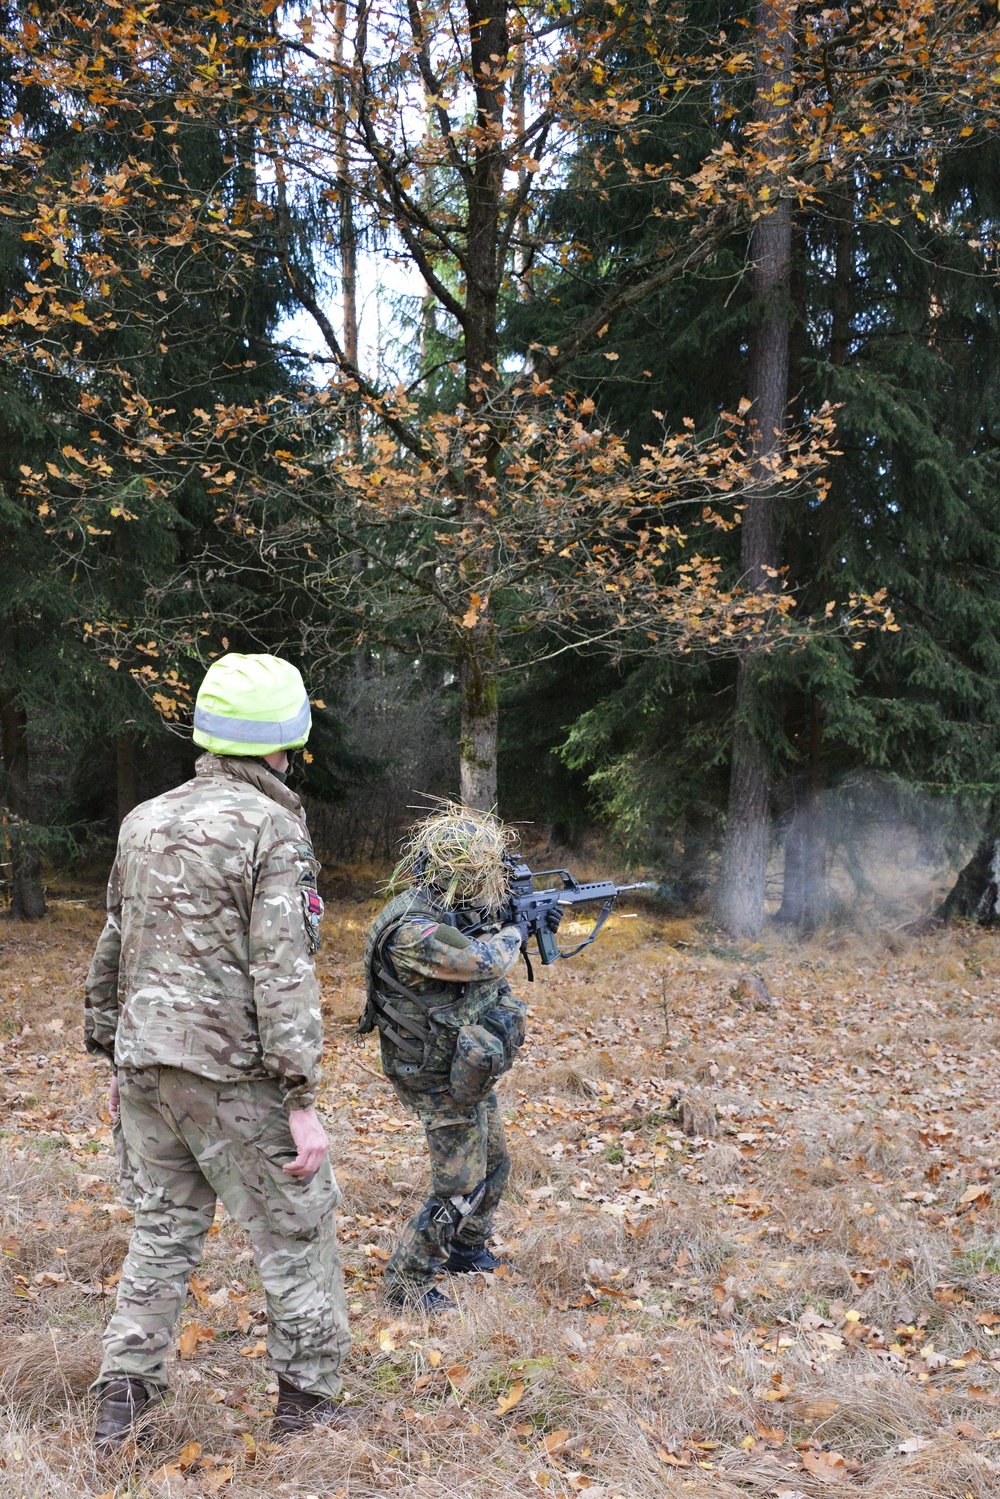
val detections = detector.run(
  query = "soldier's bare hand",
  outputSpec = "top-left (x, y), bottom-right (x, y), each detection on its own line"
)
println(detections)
top-left (285, 1107), bottom-right (329, 1179)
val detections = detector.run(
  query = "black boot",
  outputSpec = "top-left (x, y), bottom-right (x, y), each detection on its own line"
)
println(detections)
top-left (94, 1377), bottom-right (158, 1455)
top-left (444, 1241), bottom-right (510, 1274)
top-left (384, 1282), bottom-right (456, 1313)
top-left (274, 1376), bottom-right (359, 1436)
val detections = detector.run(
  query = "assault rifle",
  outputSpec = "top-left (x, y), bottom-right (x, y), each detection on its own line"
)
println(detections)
top-left (470, 862), bottom-right (656, 979)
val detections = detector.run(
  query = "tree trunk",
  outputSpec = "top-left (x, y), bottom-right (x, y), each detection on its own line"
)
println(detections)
top-left (715, 657), bottom-right (774, 936)
top-left (714, 0), bottom-right (794, 938)
top-left (939, 797), bottom-right (1000, 923)
top-left (334, 4), bottom-right (358, 372)
top-left (512, 37), bottom-right (531, 293)
top-left (458, 614), bottom-right (498, 809)
top-left (777, 804), bottom-right (806, 927)
top-left (116, 732), bottom-right (140, 824)
top-left (0, 691), bottom-right (46, 920)
top-left (334, 1), bottom-right (360, 447)
top-left (456, 0), bottom-right (508, 810)
top-left (776, 699), bottom-right (830, 932)
top-left (781, 197), bottom-right (853, 932)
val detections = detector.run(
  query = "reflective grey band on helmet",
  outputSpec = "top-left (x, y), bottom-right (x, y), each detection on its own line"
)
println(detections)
top-left (193, 695), bottom-right (311, 744)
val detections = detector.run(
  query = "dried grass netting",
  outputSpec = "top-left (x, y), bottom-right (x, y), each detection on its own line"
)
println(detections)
top-left (387, 800), bottom-right (519, 915)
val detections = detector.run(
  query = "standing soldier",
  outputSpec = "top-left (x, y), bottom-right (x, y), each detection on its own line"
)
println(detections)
top-left (360, 804), bottom-right (558, 1310)
top-left (84, 653), bottom-right (350, 1452)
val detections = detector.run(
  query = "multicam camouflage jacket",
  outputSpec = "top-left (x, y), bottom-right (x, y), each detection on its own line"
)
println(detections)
top-left (84, 754), bottom-right (325, 1110)
top-left (362, 888), bottom-right (523, 1087)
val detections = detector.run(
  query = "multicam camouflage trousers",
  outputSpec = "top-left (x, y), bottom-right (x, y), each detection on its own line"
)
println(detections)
top-left (96, 1066), bottom-right (349, 1399)
top-left (384, 1083), bottom-right (510, 1295)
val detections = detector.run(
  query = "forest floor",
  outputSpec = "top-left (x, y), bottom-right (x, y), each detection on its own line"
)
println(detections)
top-left (4, 893), bottom-right (1000, 1499)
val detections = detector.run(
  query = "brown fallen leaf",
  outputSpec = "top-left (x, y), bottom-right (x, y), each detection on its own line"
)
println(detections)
top-left (802, 1398), bottom-right (840, 1420)
top-left (188, 1271), bottom-right (212, 1308)
top-left (178, 1323), bottom-right (212, 1360)
top-left (541, 1427), bottom-right (570, 1453)
top-left (756, 1423), bottom-right (786, 1446)
top-left (801, 1449), bottom-right (850, 1484)
top-left (148, 1463), bottom-right (185, 1485)
top-left (498, 1379), bottom-right (525, 1414)
top-left (657, 1447), bottom-right (692, 1468)
top-left (204, 1465), bottom-right (234, 1491)
top-left (418, 1412), bottom-right (461, 1432)
top-left (175, 1440), bottom-right (203, 1470)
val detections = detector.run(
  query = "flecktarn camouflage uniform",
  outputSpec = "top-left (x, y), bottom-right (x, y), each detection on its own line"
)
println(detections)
top-left (362, 889), bottom-right (525, 1296)
top-left (85, 753), bottom-right (348, 1398)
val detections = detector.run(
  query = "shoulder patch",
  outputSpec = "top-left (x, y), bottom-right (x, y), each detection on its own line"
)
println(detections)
top-left (302, 888), bottom-right (324, 953)
top-left (432, 923), bottom-right (472, 949)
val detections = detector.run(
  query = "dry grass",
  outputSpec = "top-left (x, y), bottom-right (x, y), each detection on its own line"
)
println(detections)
top-left (3, 894), bottom-right (1000, 1496)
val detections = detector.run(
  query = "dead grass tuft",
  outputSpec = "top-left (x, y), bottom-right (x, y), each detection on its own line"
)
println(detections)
top-left (0, 1329), bottom-right (102, 1402)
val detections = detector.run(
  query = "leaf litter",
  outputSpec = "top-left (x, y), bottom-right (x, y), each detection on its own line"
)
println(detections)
top-left (3, 898), bottom-right (1000, 1495)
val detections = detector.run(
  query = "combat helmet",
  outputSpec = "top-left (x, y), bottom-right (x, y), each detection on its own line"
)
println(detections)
top-left (192, 653), bottom-right (312, 757)
top-left (392, 801), bottom-right (517, 915)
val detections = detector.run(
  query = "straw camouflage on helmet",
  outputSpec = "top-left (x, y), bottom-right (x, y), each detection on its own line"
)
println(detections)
top-left (390, 801), bottom-right (517, 915)
top-left (193, 653), bottom-right (312, 758)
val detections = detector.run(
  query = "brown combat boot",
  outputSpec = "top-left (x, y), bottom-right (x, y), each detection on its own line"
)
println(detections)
top-left (94, 1376), bottom-right (158, 1455)
top-left (273, 1376), bottom-right (358, 1436)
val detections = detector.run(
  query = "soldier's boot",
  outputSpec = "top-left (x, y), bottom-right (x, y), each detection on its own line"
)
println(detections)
top-left (384, 1282), bottom-right (456, 1313)
top-left (444, 1241), bottom-right (510, 1274)
top-left (94, 1377), bottom-right (158, 1455)
top-left (273, 1376), bottom-right (359, 1436)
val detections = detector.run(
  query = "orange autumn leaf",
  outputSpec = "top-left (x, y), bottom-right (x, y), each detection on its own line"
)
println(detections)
top-left (497, 1379), bottom-right (525, 1414)
top-left (178, 1322), bottom-right (212, 1359)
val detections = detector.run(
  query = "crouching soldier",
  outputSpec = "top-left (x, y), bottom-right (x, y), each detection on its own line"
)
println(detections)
top-left (361, 804), bottom-right (557, 1310)
top-left (84, 653), bottom-right (350, 1452)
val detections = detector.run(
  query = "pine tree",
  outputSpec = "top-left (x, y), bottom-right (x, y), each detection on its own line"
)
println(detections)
top-left (0, 0), bottom-right (302, 910)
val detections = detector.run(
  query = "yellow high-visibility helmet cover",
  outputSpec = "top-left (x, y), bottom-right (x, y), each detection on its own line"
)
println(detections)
top-left (192, 653), bottom-right (311, 756)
